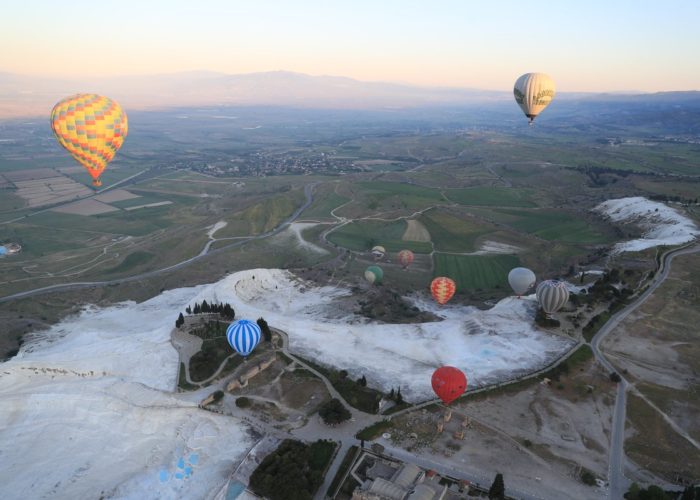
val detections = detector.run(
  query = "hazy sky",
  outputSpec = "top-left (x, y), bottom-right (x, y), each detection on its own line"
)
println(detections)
top-left (2, 0), bottom-right (698, 91)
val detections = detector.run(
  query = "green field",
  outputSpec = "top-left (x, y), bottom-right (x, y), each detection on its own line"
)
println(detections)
top-left (300, 185), bottom-right (349, 219)
top-left (354, 181), bottom-right (445, 210)
top-left (445, 186), bottom-right (537, 207)
top-left (326, 219), bottom-right (432, 253)
top-left (103, 251), bottom-right (156, 274)
top-left (0, 191), bottom-right (26, 212)
top-left (419, 209), bottom-right (494, 252)
top-left (433, 253), bottom-right (519, 291)
top-left (217, 189), bottom-right (306, 237)
top-left (473, 208), bottom-right (614, 244)
top-left (25, 209), bottom-right (177, 237)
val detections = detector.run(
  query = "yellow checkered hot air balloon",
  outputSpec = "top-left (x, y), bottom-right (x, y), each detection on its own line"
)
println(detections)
top-left (51, 94), bottom-right (128, 187)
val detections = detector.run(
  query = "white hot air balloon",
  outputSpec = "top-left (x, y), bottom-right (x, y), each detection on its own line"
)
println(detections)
top-left (513, 73), bottom-right (556, 124)
top-left (508, 267), bottom-right (536, 297)
top-left (536, 280), bottom-right (569, 317)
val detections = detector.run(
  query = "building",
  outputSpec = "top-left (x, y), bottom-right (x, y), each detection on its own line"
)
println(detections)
top-left (351, 456), bottom-right (448, 500)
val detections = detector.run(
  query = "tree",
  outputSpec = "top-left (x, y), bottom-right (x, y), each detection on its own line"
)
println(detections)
top-left (610, 372), bottom-right (622, 383)
top-left (389, 387), bottom-right (395, 400)
top-left (185, 306), bottom-right (192, 314)
top-left (488, 473), bottom-right (505, 500)
top-left (396, 387), bottom-right (403, 405)
top-left (223, 303), bottom-right (235, 320)
top-left (257, 317), bottom-right (272, 342)
top-left (201, 300), bottom-right (210, 313)
top-left (193, 302), bottom-right (201, 314)
top-left (176, 312), bottom-right (185, 328)
top-left (319, 398), bottom-right (351, 425)
top-left (358, 375), bottom-right (367, 387)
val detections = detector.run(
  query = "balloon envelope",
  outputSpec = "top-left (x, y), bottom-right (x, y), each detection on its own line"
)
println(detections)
top-left (371, 246), bottom-right (386, 259)
top-left (226, 319), bottom-right (262, 357)
top-left (364, 265), bottom-right (383, 285)
top-left (536, 280), bottom-right (570, 315)
top-left (508, 267), bottom-right (536, 296)
top-left (431, 366), bottom-right (467, 405)
top-left (51, 94), bottom-right (128, 186)
top-left (431, 277), bottom-right (456, 305)
top-left (513, 73), bottom-right (556, 123)
top-left (398, 249), bottom-right (414, 269)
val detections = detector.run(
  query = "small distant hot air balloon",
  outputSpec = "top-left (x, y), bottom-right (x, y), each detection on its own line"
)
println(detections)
top-left (431, 277), bottom-right (456, 305)
top-left (508, 267), bottom-right (536, 297)
top-left (397, 249), bottom-right (414, 269)
top-left (513, 73), bottom-right (556, 124)
top-left (432, 366), bottom-right (467, 405)
top-left (536, 280), bottom-right (569, 317)
top-left (226, 319), bottom-right (261, 357)
top-left (371, 246), bottom-right (386, 260)
top-left (364, 265), bottom-right (383, 285)
top-left (50, 94), bottom-right (128, 187)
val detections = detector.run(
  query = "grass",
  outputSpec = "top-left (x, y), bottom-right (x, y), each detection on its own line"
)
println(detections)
top-left (327, 219), bottom-right (432, 253)
top-left (354, 180), bottom-right (445, 211)
top-left (483, 208), bottom-right (614, 244)
top-left (189, 337), bottom-right (234, 383)
top-left (356, 420), bottom-right (393, 440)
top-left (217, 189), bottom-right (306, 237)
top-left (326, 445), bottom-right (359, 497)
top-left (296, 355), bottom-right (384, 414)
top-left (301, 185), bottom-right (349, 219)
top-left (178, 362), bottom-right (198, 391)
top-left (103, 250), bottom-right (155, 275)
top-left (625, 393), bottom-right (700, 482)
top-left (419, 210), bottom-right (493, 252)
top-left (0, 191), bottom-right (26, 212)
top-left (433, 254), bottom-right (519, 291)
top-left (446, 187), bottom-right (537, 207)
top-left (26, 208), bottom-right (177, 236)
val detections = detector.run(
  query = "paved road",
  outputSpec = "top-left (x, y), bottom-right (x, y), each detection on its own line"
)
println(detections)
top-left (0, 183), bottom-right (317, 304)
top-left (590, 243), bottom-right (700, 500)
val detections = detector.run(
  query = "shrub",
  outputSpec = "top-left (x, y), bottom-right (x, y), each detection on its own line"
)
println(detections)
top-left (236, 396), bottom-right (252, 408)
top-left (319, 398), bottom-right (351, 425)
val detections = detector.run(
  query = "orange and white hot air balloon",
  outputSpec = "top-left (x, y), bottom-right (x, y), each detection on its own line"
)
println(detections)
top-left (51, 94), bottom-right (128, 187)
top-left (430, 277), bottom-right (456, 305)
top-left (397, 249), bottom-right (414, 269)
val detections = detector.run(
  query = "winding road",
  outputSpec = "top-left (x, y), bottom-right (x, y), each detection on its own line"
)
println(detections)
top-left (3, 178), bottom-right (699, 498)
top-left (590, 242), bottom-right (700, 500)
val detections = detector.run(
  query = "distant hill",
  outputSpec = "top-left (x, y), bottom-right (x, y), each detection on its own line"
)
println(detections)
top-left (0, 70), bottom-right (507, 118)
top-left (0, 70), bottom-right (698, 121)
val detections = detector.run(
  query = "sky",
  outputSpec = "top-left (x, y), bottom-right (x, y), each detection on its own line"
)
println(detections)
top-left (1, 0), bottom-right (699, 92)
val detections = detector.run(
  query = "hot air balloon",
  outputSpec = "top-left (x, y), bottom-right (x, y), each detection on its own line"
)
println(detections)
top-left (51, 94), bottom-right (128, 187)
top-left (226, 319), bottom-right (261, 357)
top-left (364, 265), bottom-right (383, 285)
top-left (431, 277), bottom-right (456, 305)
top-left (432, 366), bottom-right (467, 405)
top-left (371, 246), bottom-right (386, 260)
top-left (397, 249), bottom-right (414, 269)
top-left (513, 73), bottom-right (556, 124)
top-left (508, 267), bottom-right (536, 297)
top-left (536, 280), bottom-right (569, 316)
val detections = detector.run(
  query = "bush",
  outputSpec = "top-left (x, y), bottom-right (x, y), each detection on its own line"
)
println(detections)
top-left (236, 396), bottom-right (251, 408)
top-left (211, 390), bottom-right (224, 403)
top-left (610, 372), bottom-right (622, 383)
top-left (581, 469), bottom-right (596, 486)
top-left (319, 398), bottom-right (351, 425)
top-left (249, 439), bottom-right (334, 500)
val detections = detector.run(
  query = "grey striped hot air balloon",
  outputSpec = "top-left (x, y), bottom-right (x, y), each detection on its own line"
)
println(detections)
top-left (508, 267), bottom-right (536, 297)
top-left (536, 280), bottom-right (569, 317)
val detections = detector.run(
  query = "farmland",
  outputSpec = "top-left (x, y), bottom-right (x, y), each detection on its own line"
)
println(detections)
top-left (433, 253), bottom-right (520, 291)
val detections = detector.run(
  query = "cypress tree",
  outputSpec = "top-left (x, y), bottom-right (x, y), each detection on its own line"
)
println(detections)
top-left (489, 473), bottom-right (505, 500)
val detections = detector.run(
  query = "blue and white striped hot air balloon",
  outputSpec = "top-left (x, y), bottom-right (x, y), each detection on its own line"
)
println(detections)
top-left (226, 319), bottom-right (261, 357)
